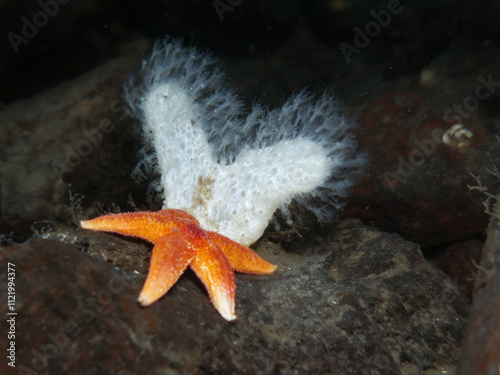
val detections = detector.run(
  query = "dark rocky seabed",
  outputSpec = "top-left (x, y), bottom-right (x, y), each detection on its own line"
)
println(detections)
top-left (1, 1), bottom-right (500, 374)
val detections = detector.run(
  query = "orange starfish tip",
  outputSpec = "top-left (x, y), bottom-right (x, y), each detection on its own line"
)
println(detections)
top-left (137, 294), bottom-right (154, 306)
top-left (79, 220), bottom-right (92, 229)
top-left (218, 302), bottom-right (237, 321)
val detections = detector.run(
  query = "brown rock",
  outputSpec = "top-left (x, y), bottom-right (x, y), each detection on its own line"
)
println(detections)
top-left (456, 272), bottom-right (500, 375)
top-left (0, 44), bottom-right (150, 243)
top-left (430, 239), bottom-right (483, 301)
top-left (0, 219), bottom-right (467, 374)
top-left (457, 200), bottom-right (500, 374)
top-left (346, 91), bottom-right (498, 247)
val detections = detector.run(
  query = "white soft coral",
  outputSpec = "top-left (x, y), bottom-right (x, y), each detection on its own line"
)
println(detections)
top-left (124, 39), bottom-right (366, 246)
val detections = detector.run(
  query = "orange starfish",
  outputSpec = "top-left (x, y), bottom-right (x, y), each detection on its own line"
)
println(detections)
top-left (80, 209), bottom-right (276, 321)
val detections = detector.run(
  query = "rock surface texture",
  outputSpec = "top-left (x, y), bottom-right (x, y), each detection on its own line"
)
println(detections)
top-left (1, 220), bottom-right (466, 374)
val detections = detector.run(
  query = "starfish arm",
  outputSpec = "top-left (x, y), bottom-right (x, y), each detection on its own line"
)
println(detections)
top-left (190, 241), bottom-right (236, 321)
top-left (80, 212), bottom-right (178, 242)
top-left (138, 229), bottom-right (197, 306)
top-left (157, 209), bottom-right (200, 225)
top-left (207, 231), bottom-right (277, 274)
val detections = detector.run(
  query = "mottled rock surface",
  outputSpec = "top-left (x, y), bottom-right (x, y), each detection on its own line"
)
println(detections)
top-left (1, 220), bottom-right (466, 374)
top-left (457, 201), bottom-right (500, 374)
top-left (457, 272), bottom-right (500, 375)
top-left (345, 91), bottom-right (499, 248)
top-left (431, 239), bottom-right (483, 301)
top-left (0, 46), bottom-right (149, 242)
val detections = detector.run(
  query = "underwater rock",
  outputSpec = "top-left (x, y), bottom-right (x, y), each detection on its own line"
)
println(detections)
top-left (0, 220), bottom-right (467, 374)
top-left (0, 49), bottom-right (148, 243)
top-left (346, 91), bottom-right (497, 248)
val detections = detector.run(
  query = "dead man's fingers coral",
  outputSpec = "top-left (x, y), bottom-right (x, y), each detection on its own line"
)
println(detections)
top-left (124, 38), bottom-right (367, 246)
